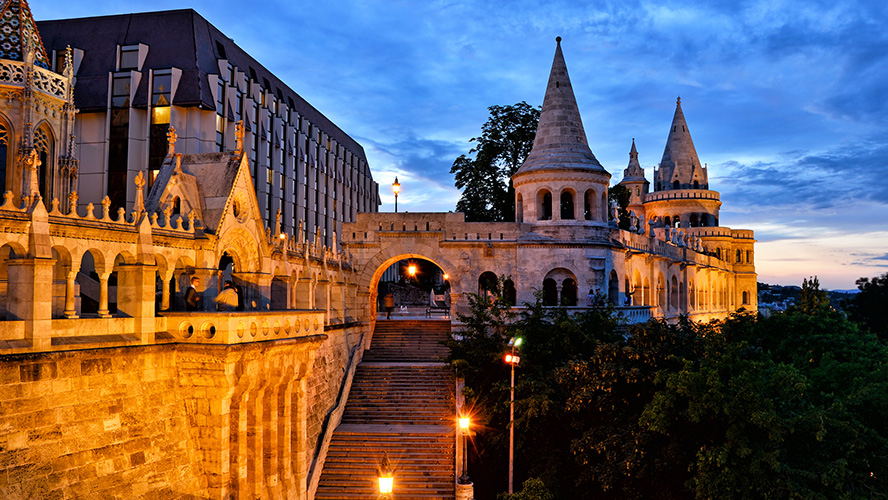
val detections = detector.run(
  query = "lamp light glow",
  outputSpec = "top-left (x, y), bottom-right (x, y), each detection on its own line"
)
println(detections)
top-left (378, 452), bottom-right (394, 494)
top-left (459, 416), bottom-right (470, 431)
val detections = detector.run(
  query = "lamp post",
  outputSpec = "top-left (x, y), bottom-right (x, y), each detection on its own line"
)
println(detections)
top-left (504, 336), bottom-right (523, 494)
top-left (378, 452), bottom-right (394, 498)
top-left (392, 177), bottom-right (401, 213)
top-left (458, 415), bottom-right (471, 484)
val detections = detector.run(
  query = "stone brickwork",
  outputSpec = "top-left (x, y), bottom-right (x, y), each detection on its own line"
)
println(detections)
top-left (0, 324), bottom-right (366, 500)
top-left (0, 346), bottom-right (206, 499)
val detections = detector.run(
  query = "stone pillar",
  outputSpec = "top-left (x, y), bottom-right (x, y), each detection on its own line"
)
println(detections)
top-left (64, 268), bottom-right (79, 318)
top-left (6, 257), bottom-right (55, 349)
top-left (316, 279), bottom-right (330, 318)
top-left (98, 271), bottom-right (112, 318)
top-left (160, 270), bottom-right (174, 311)
top-left (456, 482), bottom-right (474, 500)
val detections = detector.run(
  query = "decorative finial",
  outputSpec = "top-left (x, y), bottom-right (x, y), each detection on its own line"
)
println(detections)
top-left (556, 36), bottom-right (562, 44)
top-left (234, 120), bottom-right (245, 154)
top-left (167, 126), bottom-right (178, 156)
top-left (677, 96), bottom-right (681, 105)
top-left (133, 171), bottom-right (146, 216)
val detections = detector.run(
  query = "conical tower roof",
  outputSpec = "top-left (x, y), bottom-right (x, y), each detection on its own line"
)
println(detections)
top-left (515, 37), bottom-right (605, 175)
top-left (656, 97), bottom-right (706, 189)
top-left (0, 0), bottom-right (50, 68)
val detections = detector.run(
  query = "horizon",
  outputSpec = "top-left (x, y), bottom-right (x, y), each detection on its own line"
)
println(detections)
top-left (31, 0), bottom-right (888, 290)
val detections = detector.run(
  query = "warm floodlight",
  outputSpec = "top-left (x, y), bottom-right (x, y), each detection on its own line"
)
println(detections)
top-left (459, 416), bottom-right (470, 431)
top-left (378, 453), bottom-right (394, 495)
top-left (407, 262), bottom-right (417, 277)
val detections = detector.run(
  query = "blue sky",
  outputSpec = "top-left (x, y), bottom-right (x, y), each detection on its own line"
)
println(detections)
top-left (33, 0), bottom-right (888, 289)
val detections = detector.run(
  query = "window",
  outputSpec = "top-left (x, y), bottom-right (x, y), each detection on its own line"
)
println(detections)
top-left (560, 191), bottom-right (574, 220)
top-left (111, 75), bottom-right (131, 107)
top-left (540, 191), bottom-right (552, 220)
top-left (0, 120), bottom-right (8, 192)
top-left (673, 180), bottom-right (680, 189)
top-left (119, 45), bottom-right (139, 70)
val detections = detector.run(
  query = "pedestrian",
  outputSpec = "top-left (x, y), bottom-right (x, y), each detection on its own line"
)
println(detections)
top-left (383, 293), bottom-right (394, 319)
top-left (215, 280), bottom-right (239, 311)
top-left (185, 276), bottom-right (201, 311)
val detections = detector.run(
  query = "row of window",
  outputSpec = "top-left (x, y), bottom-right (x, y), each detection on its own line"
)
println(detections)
top-left (516, 188), bottom-right (608, 222)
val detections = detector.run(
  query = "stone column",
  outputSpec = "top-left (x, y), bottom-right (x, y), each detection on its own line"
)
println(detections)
top-left (64, 268), bottom-right (79, 318)
top-left (98, 271), bottom-right (112, 318)
top-left (160, 270), bottom-right (174, 311)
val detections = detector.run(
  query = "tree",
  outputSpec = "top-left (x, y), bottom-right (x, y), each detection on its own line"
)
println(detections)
top-left (845, 273), bottom-right (888, 341)
top-left (607, 185), bottom-right (631, 229)
top-left (451, 102), bottom-right (540, 222)
top-left (798, 276), bottom-right (829, 314)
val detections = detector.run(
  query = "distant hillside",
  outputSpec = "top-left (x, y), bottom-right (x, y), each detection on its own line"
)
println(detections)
top-left (757, 282), bottom-right (855, 311)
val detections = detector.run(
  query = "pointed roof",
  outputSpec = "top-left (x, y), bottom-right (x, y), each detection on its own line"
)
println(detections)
top-left (621, 138), bottom-right (647, 182)
top-left (658, 97), bottom-right (703, 183)
top-left (0, 0), bottom-right (50, 68)
top-left (515, 37), bottom-right (605, 175)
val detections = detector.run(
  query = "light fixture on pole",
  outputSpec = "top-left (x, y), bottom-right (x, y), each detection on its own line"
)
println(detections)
top-left (392, 177), bottom-right (401, 213)
top-left (378, 452), bottom-right (394, 497)
top-left (504, 336), bottom-right (523, 494)
top-left (458, 415), bottom-right (471, 484)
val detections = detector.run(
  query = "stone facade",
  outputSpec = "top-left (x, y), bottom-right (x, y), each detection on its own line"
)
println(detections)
top-left (343, 38), bottom-right (757, 323)
top-left (37, 9), bottom-right (380, 249)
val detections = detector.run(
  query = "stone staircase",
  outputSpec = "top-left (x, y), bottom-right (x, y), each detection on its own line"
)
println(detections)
top-left (315, 320), bottom-right (456, 500)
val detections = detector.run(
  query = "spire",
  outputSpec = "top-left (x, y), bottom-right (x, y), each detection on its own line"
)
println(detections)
top-left (622, 138), bottom-right (646, 182)
top-left (656, 97), bottom-right (706, 190)
top-left (0, 0), bottom-right (50, 68)
top-left (515, 37), bottom-right (605, 175)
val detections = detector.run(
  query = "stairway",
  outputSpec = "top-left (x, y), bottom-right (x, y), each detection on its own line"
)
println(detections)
top-left (315, 320), bottom-right (456, 500)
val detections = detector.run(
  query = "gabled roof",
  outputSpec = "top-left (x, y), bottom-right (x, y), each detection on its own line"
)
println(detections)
top-left (0, 0), bottom-right (50, 68)
top-left (146, 151), bottom-right (242, 233)
top-left (515, 37), bottom-right (606, 176)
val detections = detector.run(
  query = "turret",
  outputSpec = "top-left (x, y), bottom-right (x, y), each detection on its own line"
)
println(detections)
top-left (511, 37), bottom-right (610, 225)
top-left (618, 138), bottom-right (649, 220)
top-left (653, 97), bottom-right (707, 191)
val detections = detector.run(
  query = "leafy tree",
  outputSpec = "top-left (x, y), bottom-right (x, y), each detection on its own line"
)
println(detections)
top-left (447, 291), bottom-right (888, 499)
top-left (845, 273), bottom-right (888, 341)
top-left (497, 477), bottom-right (554, 500)
top-left (607, 184), bottom-right (631, 229)
top-left (797, 275), bottom-right (829, 314)
top-left (451, 102), bottom-right (540, 222)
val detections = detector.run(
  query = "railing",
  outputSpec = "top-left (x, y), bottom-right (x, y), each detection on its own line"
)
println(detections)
top-left (644, 189), bottom-right (720, 202)
top-left (159, 310), bottom-right (326, 345)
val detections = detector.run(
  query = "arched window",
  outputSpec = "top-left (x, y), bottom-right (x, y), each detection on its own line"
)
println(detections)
top-left (561, 278), bottom-right (577, 306)
top-left (693, 180), bottom-right (699, 189)
top-left (560, 191), bottom-right (574, 220)
top-left (0, 118), bottom-right (8, 193)
top-left (584, 190), bottom-right (593, 220)
top-left (478, 271), bottom-right (498, 297)
top-left (670, 276), bottom-right (678, 310)
top-left (742, 291), bottom-right (749, 305)
top-left (689, 213), bottom-right (699, 227)
top-left (656, 182), bottom-right (661, 191)
top-left (539, 190), bottom-right (552, 220)
top-left (34, 125), bottom-right (54, 199)
top-left (503, 279), bottom-right (516, 306)
top-left (172, 197), bottom-right (181, 215)
top-left (665, 216), bottom-right (671, 227)
top-left (673, 180), bottom-right (680, 189)
top-left (608, 270), bottom-right (619, 305)
top-left (657, 275), bottom-right (666, 308)
top-left (542, 278), bottom-right (557, 306)
top-left (746, 250), bottom-right (752, 263)
top-left (736, 250), bottom-right (742, 263)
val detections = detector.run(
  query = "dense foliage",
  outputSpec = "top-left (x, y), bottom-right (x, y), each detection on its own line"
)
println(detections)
top-left (844, 273), bottom-right (888, 341)
top-left (607, 184), bottom-right (631, 230)
top-left (450, 103), bottom-right (540, 222)
top-left (446, 278), bottom-right (888, 500)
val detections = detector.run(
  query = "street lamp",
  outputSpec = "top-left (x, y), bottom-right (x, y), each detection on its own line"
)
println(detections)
top-left (392, 177), bottom-right (401, 213)
top-left (407, 261), bottom-right (417, 278)
top-left (378, 452), bottom-right (394, 497)
top-left (458, 415), bottom-right (471, 484)
top-left (504, 336), bottom-right (523, 494)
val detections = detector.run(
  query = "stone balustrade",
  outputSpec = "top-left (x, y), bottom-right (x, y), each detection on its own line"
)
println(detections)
top-left (159, 309), bottom-right (326, 345)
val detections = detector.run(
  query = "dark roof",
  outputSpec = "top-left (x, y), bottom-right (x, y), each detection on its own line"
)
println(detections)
top-left (37, 9), bottom-right (367, 161)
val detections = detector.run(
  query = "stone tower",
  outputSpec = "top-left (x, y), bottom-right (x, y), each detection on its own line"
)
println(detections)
top-left (0, 0), bottom-right (77, 207)
top-left (643, 98), bottom-right (720, 229)
top-left (620, 138), bottom-right (649, 219)
top-left (512, 37), bottom-right (611, 225)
